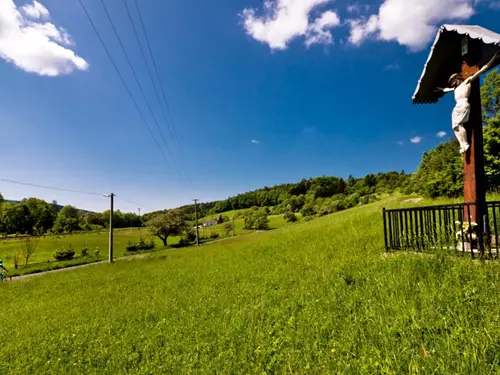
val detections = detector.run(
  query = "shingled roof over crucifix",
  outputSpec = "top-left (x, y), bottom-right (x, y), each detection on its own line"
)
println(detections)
top-left (412, 25), bottom-right (500, 105)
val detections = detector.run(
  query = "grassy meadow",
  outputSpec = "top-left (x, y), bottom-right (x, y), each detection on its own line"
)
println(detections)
top-left (3, 195), bottom-right (500, 373)
top-left (0, 214), bottom-right (295, 276)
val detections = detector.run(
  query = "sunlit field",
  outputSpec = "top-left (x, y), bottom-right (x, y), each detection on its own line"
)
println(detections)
top-left (3, 196), bottom-right (500, 373)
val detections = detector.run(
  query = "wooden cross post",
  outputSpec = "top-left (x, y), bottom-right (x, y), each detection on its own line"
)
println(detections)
top-left (460, 36), bottom-right (498, 251)
top-left (461, 61), bottom-right (486, 225)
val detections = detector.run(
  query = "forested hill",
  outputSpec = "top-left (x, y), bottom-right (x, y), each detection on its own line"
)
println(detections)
top-left (142, 171), bottom-right (412, 221)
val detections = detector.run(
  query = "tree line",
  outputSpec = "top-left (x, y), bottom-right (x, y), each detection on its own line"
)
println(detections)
top-left (0, 196), bottom-right (141, 236)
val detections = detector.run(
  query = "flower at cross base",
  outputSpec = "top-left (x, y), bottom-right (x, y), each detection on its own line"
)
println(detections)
top-left (455, 220), bottom-right (478, 243)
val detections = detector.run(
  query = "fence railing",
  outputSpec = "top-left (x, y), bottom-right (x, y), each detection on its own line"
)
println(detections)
top-left (383, 201), bottom-right (500, 258)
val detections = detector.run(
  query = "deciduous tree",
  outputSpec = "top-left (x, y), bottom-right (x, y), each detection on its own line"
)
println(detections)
top-left (147, 211), bottom-right (185, 246)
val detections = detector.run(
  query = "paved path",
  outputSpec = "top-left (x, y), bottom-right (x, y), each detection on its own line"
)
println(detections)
top-left (6, 252), bottom-right (156, 281)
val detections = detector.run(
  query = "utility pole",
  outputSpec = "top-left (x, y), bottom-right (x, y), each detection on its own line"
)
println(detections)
top-left (104, 193), bottom-right (115, 263)
top-left (138, 208), bottom-right (141, 217)
top-left (232, 216), bottom-right (235, 238)
top-left (193, 199), bottom-right (200, 247)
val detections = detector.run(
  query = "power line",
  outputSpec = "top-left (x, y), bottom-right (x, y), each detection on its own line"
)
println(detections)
top-left (133, 0), bottom-right (190, 178)
top-left (77, 0), bottom-right (173, 173)
top-left (122, 0), bottom-right (188, 180)
top-left (0, 178), bottom-right (103, 196)
top-left (0, 179), bottom-right (148, 210)
top-left (98, 0), bottom-right (186, 181)
top-left (115, 195), bottom-right (147, 208)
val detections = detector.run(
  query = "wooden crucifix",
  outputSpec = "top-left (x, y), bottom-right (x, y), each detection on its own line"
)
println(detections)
top-left (459, 38), bottom-right (498, 222)
top-left (412, 25), bottom-right (500, 225)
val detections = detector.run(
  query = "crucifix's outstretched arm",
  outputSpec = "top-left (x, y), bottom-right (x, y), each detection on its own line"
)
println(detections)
top-left (435, 87), bottom-right (454, 93)
top-left (464, 52), bottom-right (499, 84)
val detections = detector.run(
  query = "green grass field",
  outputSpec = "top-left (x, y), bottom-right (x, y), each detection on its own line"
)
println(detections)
top-left (0, 214), bottom-right (294, 276)
top-left (3, 196), bottom-right (500, 373)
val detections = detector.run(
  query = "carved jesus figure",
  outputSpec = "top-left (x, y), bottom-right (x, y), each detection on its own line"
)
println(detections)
top-left (435, 52), bottom-right (499, 154)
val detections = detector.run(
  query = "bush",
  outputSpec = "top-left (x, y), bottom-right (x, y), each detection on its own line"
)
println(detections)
top-left (126, 240), bottom-right (138, 252)
top-left (126, 237), bottom-right (155, 252)
top-left (185, 230), bottom-right (197, 242)
top-left (224, 222), bottom-right (233, 236)
top-left (177, 238), bottom-right (191, 247)
top-left (94, 247), bottom-right (101, 258)
top-left (300, 204), bottom-right (316, 217)
top-left (254, 216), bottom-right (270, 230)
top-left (210, 231), bottom-right (220, 239)
top-left (284, 212), bottom-right (298, 223)
top-left (13, 253), bottom-right (20, 269)
top-left (54, 245), bottom-right (76, 261)
top-left (243, 208), bottom-right (269, 230)
top-left (80, 242), bottom-right (89, 257)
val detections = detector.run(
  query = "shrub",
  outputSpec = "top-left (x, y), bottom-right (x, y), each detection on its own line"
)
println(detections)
top-left (304, 216), bottom-right (314, 222)
top-left (254, 216), bottom-right (270, 230)
top-left (13, 253), bottom-right (20, 269)
top-left (210, 231), bottom-right (220, 239)
top-left (177, 238), bottom-right (190, 247)
top-left (137, 237), bottom-right (155, 250)
top-left (126, 237), bottom-right (155, 252)
top-left (243, 208), bottom-right (269, 230)
top-left (94, 247), bottom-right (101, 258)
top-left (54, 245), bottom-right (76, 261)
top-left (80, 242), bottom-right (89, 257)
top-left (300, 204), bottom-right (316, 217)
top-left (284, 212), bottom-right (298, 223)
top-left (224, 222), bottom-right (233, 236)
top-left (126, 240), bottom-right (138, 252)
top-left (185, 230), bottom-right (197, 242)
top-left (22, 237), bottom-right (39, 266)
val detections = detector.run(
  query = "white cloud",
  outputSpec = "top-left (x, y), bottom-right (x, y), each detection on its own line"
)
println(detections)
top-left (0, 0), bottom-right (88, 76)
top-left (305, 10), bottom-right (340, 46)
top-left (251, 139), bottom-right (260, 144)
top-left (396, 140), bottom-right (404, 145)
top-left (437, 131), bottom-right (447, 138)
top-left (410, 136), bottom-right (423, 144)
top-left (347, 15), bottom-right (378, 45)
top-left (240, 0), bottom-right (341, 50)
top-left (22, 1), bottom-right (49, 20)
top-left (348, 0), bottom-right (474, 51)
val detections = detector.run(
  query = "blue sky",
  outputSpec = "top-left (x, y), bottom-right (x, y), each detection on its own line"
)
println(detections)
top-left (0, 0), bottom-right (499, 212)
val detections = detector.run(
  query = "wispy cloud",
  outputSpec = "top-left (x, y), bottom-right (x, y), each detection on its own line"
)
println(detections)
top-left (396, 140), bottom-right (404, 145)
top-left (251, 139), bottom-right (260, 144)
top-left (410, 136), bottom-right (423, 144)
top-left (302, 126), bottom-right (316, 133)
top-left (0, 0), bottom-right (88, 76)
top-left (437, 131), bottom-right (447, 138)
top-left (384, 62), bottom-right (400, 70)
top-left (347, 3), bottom-right (371, 13)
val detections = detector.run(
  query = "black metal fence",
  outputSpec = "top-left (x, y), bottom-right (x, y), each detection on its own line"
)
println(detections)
top-left (383, 201), bottom-right (500, 258)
